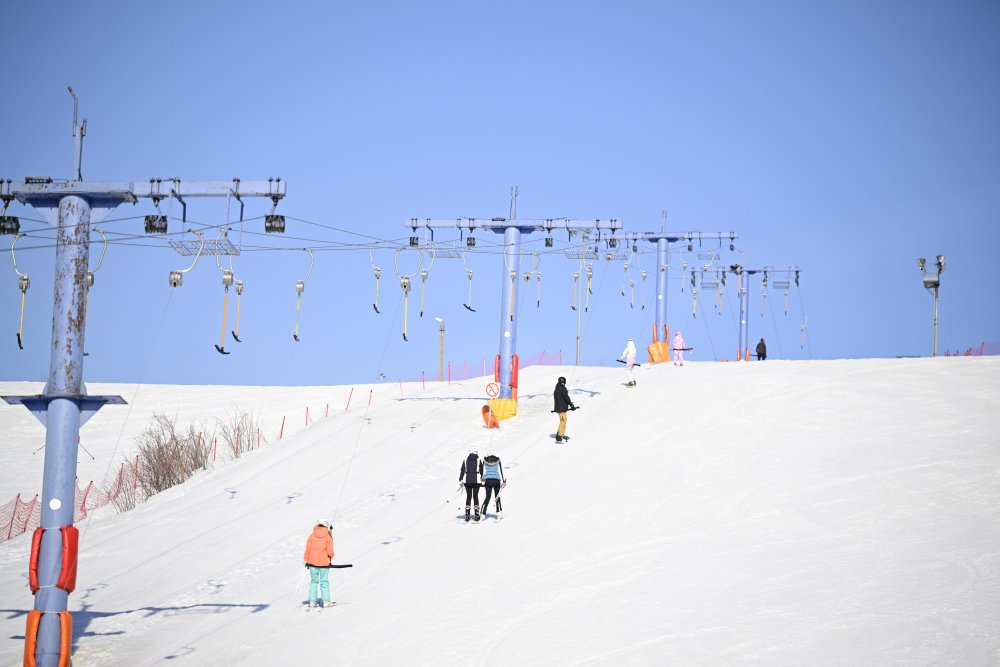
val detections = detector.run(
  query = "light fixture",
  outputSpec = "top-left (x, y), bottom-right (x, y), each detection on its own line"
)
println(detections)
top-left (0, 216), bottom-right (19, 235)
top-left (409, 236), bottom-right (419, 247)
top-left (145, 215), bottom-right (168, 234)
top-left (466, 236), bottom-right (476, 247)
top-left (264, 214), bottom-right (286, 233)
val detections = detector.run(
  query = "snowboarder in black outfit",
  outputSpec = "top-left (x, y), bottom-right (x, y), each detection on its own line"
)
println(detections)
top-left (479, 454), bottom-right (506, 519)
top-left (459, 448), bottom-right (482, 522)
top-left (553, 376), bottom-right (576, 443)
top-left (756, 337), bottom-right (767, 361)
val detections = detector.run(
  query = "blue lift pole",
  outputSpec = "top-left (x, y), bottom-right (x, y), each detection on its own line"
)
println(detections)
top-left (497, 225), bottom-right (520, 399)
top-left (655, 237), bottom-right (669, 341)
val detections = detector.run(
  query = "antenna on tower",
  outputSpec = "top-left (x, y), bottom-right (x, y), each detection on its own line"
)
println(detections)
top-left (509, 186), bottom-right (518, 220)
top-left (67, 86), bottom-right (86, 181)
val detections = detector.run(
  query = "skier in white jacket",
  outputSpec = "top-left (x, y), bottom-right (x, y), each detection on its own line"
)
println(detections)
top-left (619, 338), bottom-right (638, 387)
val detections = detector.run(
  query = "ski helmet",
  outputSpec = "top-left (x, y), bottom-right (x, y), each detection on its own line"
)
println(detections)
top-left (558, 376), bottom-right (566, 384)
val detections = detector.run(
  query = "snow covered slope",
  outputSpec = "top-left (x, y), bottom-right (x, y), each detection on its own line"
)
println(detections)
top-left (1, 358), bottom-right (998, 666)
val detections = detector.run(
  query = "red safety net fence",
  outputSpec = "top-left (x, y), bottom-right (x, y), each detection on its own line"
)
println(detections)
top-left (0, 457), bottom-right (140, 544)
top-left (403, 350), bottom-right (564, 384)
top-left (943, 341), bottom-right (999, 357)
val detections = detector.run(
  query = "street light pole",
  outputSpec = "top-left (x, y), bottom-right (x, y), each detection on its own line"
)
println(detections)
top-left (917, 255), bottom-right (945, 357)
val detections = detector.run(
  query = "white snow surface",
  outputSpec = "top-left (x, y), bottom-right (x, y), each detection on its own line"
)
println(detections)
top-left (1, 358), bottom-right (999, 666)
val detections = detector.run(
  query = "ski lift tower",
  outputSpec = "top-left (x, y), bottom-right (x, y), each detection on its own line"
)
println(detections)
top-left (634, 229), bottom-right (738, 361)
top-left (1, 89), bottom-right (286, 667)
top-left (728, 264), bottom-right (802, 361)
top-left (408, 189), bottom-right (621, 419)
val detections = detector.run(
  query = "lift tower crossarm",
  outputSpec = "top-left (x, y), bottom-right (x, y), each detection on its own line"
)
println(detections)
top-left (407, 217), bottom-right (621, 240)
top-left (12, 178), bottom-right (286, 205)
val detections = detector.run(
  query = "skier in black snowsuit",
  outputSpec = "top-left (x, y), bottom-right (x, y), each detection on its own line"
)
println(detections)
top-left (756, 338), bottom-right (767, 361)
top-left (479, 454), bottom-right (506, 519)
top-left (459, 448), bottom-right (482, 522)
top-left (553, 376), bottom-right (576, 443)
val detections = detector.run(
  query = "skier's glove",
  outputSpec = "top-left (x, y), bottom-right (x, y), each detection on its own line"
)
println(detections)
top-left (501, 480), bottom-right (507, 489)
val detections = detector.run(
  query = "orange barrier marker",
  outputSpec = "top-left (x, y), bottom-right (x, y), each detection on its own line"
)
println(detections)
top-left (481, 405), bottom-right (500, 429)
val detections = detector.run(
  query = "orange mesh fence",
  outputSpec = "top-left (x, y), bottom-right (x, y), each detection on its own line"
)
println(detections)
top-left (1, 457), bottom-right (141, 544)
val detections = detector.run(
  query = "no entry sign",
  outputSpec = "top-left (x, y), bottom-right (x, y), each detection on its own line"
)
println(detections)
top-left (485, 382), bottom-right (500, 398)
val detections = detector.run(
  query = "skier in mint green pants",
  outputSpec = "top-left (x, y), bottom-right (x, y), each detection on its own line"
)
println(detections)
top-left (303, 519), bottom-right (334, 608)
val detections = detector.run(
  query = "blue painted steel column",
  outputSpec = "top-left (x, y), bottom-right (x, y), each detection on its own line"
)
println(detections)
top-left (497, 226), bottom-right (520, 399)
top-left (655, 238), bottom-right (668, 341)
top-left (35, 195), bottom-right (90, 667)
top-left (738, 272), bottom-right (750, 361)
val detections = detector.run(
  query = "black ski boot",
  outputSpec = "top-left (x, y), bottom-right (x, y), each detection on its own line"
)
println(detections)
top-left (464, 505), bottom-right (471, 522)
top-left (474, 505), bottom-right (481, 522)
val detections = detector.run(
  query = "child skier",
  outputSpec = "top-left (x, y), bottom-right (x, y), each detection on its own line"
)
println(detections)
top-left (303, 519), bottom-right (335, 609)
top-left (553, 376), bottom-right (576, 443)
top-left (479, 453), bottom-right (506, 519)
top-left (459, 447), bottom-right (482, 522)
top-left (619, 338), bottom-right (638, 386)
top-left (672, 330), bottom-right (686, 366)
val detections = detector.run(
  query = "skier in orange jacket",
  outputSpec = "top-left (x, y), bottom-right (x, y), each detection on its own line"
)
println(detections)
top-left (303, 520), bottom-right (335, 608)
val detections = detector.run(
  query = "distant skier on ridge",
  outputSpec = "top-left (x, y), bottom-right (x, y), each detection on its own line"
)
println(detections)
top-left (672, 330), bottom-right (686, 366)
top-left (756, 337), bottom-right (767, 361)
top-left (619, 338), bottom-right (638, 387)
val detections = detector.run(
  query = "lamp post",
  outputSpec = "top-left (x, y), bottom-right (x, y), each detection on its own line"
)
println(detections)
top-left (434, 317), bottom-right (445, 382)
top-left (917, 255), bottom-right (945, 357)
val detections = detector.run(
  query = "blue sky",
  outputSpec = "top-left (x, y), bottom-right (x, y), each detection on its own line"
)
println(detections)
top-left (1, 1), bottom-right (998, 386)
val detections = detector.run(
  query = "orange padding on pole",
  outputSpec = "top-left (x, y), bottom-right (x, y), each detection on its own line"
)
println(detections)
top-left (494, 355), bottom-right (500, 382)
top-left (28, 526), bottom-right (79, 594)
top-left (29, 528), bottom-right (42, 593)
top-left (57, 526), bottom-right (78, 593)
top-left (23, 610), bottom-right (72, 667)
top-left (510, 355), bottom-right (519, 388)
top-left (651, 322), bottom-right (658, 344)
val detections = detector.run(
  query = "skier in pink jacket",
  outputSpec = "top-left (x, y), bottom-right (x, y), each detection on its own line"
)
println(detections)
top-left (672, 331), bottom-right (686, 366)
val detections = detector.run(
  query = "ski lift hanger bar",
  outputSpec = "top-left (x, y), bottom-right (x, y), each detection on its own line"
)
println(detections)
top-left (11, 178), bottom-right (286, 205)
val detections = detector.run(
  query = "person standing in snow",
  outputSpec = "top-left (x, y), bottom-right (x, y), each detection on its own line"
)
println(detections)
top-left (756, 337), bottom-right (767, 361)
top-left (479, 453), bottom-right (506, 519)
top-left (303, 519), bottom-right (335, 608)
top-left (672, 330), bottom-right (686, 366)
top-left (553, 376), bottom-right (576, 443)
top-left (460, 448), bottom-right (482, 522)
top-left (619, 338), bottom-right (638, 387)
